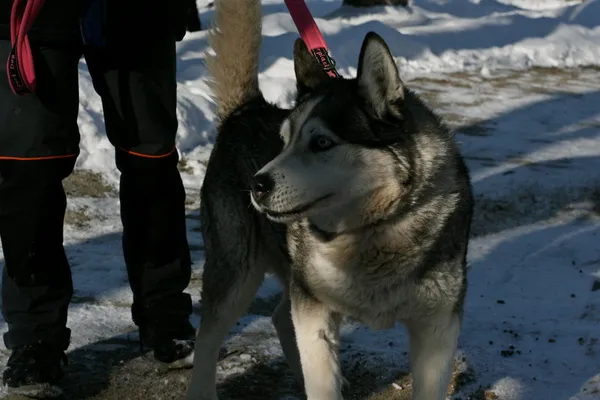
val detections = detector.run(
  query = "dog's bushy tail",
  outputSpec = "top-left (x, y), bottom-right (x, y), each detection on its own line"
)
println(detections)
top-left (207, 0), bottom-right (262, 121)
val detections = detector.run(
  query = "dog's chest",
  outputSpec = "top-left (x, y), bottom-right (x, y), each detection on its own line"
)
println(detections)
top-left (288, 222), bottom-right (455, 328)
top-left (295, 243), bottom-right (418, 330)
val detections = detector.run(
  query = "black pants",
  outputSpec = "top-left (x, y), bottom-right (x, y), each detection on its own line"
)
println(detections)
top-left (0, 20), bottom-right (192, 350)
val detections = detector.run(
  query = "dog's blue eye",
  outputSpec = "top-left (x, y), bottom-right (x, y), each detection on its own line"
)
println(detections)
top-left (309, 135), bottom-right (335, 152)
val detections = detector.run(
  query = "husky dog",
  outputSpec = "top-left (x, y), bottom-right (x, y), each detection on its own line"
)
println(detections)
top-left (186, 0), bottom-right (474, 399)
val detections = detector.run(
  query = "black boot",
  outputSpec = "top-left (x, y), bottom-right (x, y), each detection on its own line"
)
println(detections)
top-left (2, 342), bottom-right (67, 398)
top-left (140, 316), bottom-right (195, 367)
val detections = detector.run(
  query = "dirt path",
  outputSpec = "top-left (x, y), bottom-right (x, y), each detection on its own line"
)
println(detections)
top-left (3, 300), bottom-right (485, 400)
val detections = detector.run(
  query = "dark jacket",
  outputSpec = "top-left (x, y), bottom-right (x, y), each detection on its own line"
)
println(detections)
top-left (0, 0), bottom-right (189, 43)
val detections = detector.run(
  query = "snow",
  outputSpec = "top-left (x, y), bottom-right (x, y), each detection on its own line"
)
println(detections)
top-left (1, 0), bottom-right (600, 398)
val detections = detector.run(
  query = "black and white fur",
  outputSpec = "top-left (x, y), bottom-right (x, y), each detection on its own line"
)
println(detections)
top-left (186, 1), bottom-right (474, 399)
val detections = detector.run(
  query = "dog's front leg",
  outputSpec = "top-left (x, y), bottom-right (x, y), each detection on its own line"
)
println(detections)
top-left (406, 309), bottom-right (461, 400)
top-left (291, 280), bottom-right (343, 400)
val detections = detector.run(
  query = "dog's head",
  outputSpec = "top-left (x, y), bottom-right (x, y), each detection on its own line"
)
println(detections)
top-left (250, 32), bottom-right (415, 225)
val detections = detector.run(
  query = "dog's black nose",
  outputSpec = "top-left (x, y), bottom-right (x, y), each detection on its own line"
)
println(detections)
top-left (251, 173), bottom-right (274, 201)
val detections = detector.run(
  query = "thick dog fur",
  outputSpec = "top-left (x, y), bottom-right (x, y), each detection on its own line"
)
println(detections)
top-left (204, 0), bottom-right (262, 120)
top-left (186, 0), bottom-right (474, 399)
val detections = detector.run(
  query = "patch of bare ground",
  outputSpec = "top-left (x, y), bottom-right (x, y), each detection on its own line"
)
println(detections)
top-left (0, 293), bottom-right (480, 400)
top-left (10, 346), bottom-right (467, 400)
top-left (63, 170), bottom-right (115, 198)
top-left (64, 205), bottom-right (93, 228)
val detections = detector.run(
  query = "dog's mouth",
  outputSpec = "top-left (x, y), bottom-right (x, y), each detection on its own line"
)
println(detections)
top-left (263, 194), bottom-right (333, 222)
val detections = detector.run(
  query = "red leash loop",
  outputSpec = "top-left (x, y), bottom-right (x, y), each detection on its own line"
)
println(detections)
top-left (6, 0), bottom-right (46, 95)
top-left (283, 0), bottom-right (341, 79)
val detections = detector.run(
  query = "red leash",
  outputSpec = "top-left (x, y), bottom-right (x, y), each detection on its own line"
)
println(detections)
top-left (283, 0), bottom-right (341, 79)
top-left (6, 0), bottom-right (46, 95)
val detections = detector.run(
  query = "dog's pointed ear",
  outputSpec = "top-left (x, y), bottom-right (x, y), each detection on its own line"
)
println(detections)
top-left (357, 32), bottom-right (404, 118)
top-left (294, 38), bottom-right (330, 97)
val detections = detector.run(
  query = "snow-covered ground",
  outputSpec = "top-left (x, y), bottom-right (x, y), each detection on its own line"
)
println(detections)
top-left (1, 0), bottom-right (600, 399)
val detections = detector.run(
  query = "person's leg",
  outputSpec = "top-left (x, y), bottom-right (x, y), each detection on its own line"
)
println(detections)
top-left (84, 27), bottom-right (193, 365)
top-left (0, 35), bottom-right (82, 394)
top-left (185, 0), bottom-right (202, 32)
